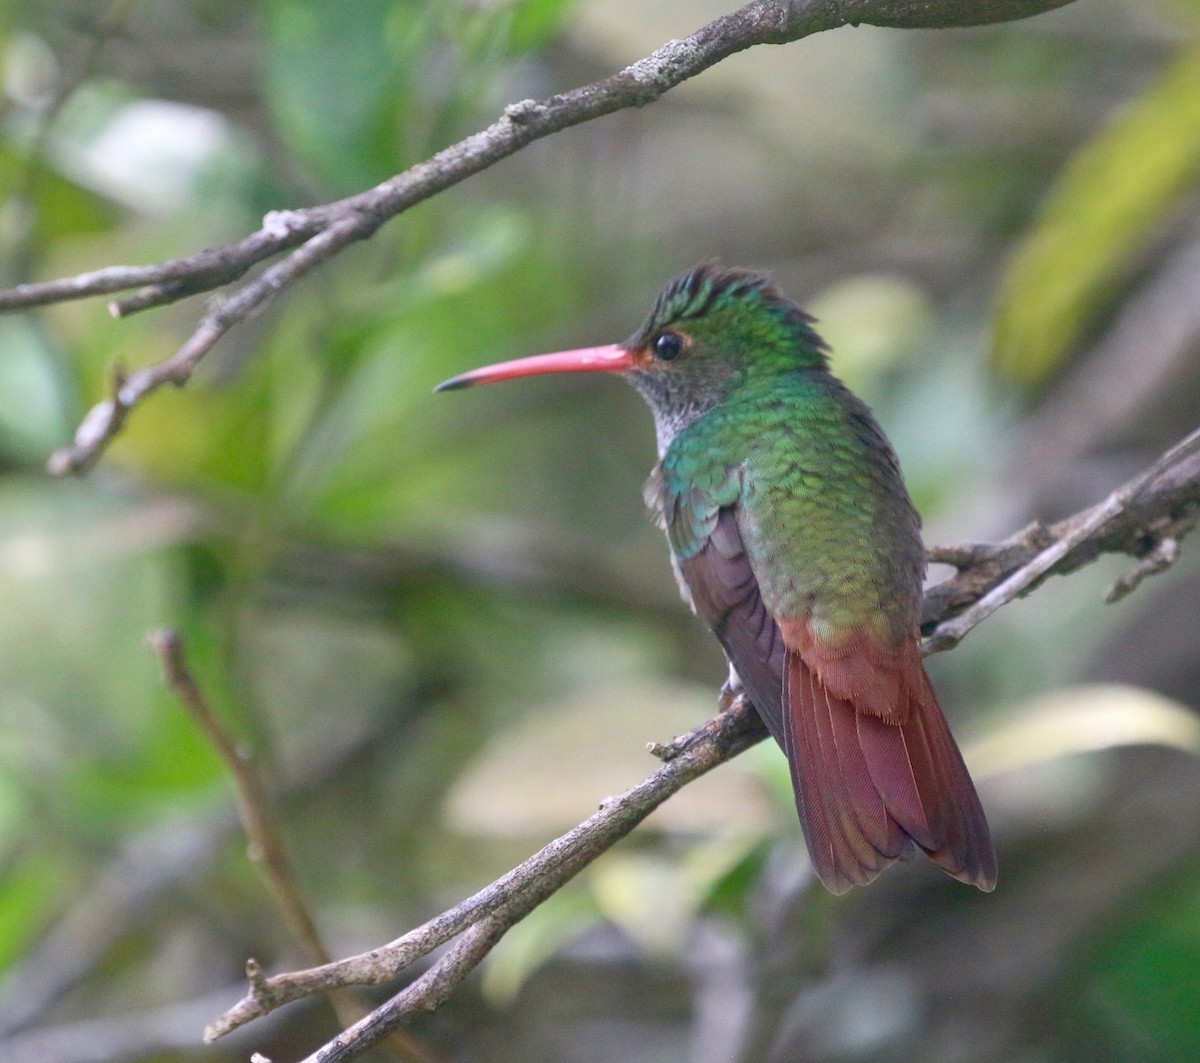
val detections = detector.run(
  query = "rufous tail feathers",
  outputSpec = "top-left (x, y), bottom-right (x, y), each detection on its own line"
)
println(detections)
top-left (780, 625), bottom-right (996, 894)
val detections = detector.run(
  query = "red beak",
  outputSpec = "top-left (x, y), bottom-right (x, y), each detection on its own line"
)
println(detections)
top-left (435, 344), bottom-right (634, 391)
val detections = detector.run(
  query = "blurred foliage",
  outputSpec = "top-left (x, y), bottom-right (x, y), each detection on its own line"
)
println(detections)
top-left (262, 0), bottom-right (572, 194)
top-left (0, 2), bottom-right (1199, 1063)
top-left (992, 42), bottom-right (1200, 387)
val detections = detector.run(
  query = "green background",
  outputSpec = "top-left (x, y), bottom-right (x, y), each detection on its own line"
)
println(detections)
top-left (2, 1), bottom-right (1200, 1060)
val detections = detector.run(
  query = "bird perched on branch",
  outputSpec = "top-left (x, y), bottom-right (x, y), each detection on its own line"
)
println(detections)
top-left (438, 262), bottom-right (995, 893)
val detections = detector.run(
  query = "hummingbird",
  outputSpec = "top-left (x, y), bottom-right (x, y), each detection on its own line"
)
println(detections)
top-left (437, 263), bottom-right (996, 893)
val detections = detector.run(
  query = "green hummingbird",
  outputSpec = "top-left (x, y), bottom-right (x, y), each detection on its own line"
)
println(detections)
top-left (437, 263), bottom-right (996, 893)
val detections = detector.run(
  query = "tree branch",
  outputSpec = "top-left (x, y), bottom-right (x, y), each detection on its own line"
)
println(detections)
top-left (148, 631), bottom-right (331, 962)
top-left (205, 423), bottom-right (1200, 1060)
top-left (922, 425), bottom-right (1200, 641)
top-left (204, 701), bottom-right (769, 1051)
top-left (147, 630), bottom-right (436, 1063)
top-left (0, 0), bottom-right (1078, 477)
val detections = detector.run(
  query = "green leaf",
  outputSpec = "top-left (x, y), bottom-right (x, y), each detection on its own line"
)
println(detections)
top-left (0, 854), bottom-right (65, 972)
top-left (503, 0), bottom-right (575, 56)
top-left (0, 142), bottom-right (121, 240)
top-left (1068, 863), bottom-right (1200, 1062)
top-left (689, 834), bottom-right (772, 920)
top-left (108, 382), bottom-right (272, 494)
top-left (261, 0), bottom-right (429, 193)
top-left (992, 46), bottom-right (1200, 388)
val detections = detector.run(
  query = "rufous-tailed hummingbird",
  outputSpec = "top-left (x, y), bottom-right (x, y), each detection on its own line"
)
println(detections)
top-left (437, 263), bottom-right (996, 893)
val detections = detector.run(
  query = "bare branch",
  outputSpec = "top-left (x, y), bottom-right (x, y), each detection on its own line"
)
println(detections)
top-left (1107, 535), bottom-right (1183, 604)
top-left (0, 0), bottom-right (1078, 476)
top-left (922, 425), bottom-right (1200, 643)
top-left (294, 916), bottom-right (515, 1063)
top-left (48, 212), bottom-right (378, 476)
top-left (149, 630), bottom-right (330, 958)
top-left (828, 0), bottom-right (1077, 28)
top-left (204, 700), bottom-right (769, 1044)
top-left (207, 421), bottom-right (1200, 1058)
top-left (148, 630), bottom-right (435, 1063)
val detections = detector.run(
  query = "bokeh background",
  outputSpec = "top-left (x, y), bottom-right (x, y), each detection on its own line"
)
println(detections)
top-left (2, 1), bottom-right (1200, 1061)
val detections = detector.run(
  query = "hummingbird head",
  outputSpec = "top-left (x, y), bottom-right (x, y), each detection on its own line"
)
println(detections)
top-left (620, 262), bottom-right (829, 449)
top-left (436, 261), bottom-right (829, 452)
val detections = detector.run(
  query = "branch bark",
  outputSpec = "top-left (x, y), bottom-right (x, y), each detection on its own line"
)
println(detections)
top-left (922, 426), bottom-right (1200, 640)
top-left (205, 702), bottom-right (769, 1051)
top-left (0, 1), bottom-right (1096, 1058)
top-left (147, 630), bottom-right (436, 1063)
top-left (0, 0), bottom-right (1078, 476)
top-left (206, 423), bottom-right (1200, 1062)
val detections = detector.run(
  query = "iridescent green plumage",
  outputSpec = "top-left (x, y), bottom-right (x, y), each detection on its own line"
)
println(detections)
top-left (438, 262), bottom-right (996, 893)
top-left (633, 265), bottom-right (922, 646)
top-left (650, 366), bottom-right (923, 643)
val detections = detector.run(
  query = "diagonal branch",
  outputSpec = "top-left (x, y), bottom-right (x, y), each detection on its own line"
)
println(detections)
top-left (922, 424), bottom-right (1200, 641)
top-left (0, 0), bottom-right (1078, 476)
top-left (206, 422), bottom-right (1200, 1061)
top-left (148, 630), bottom-right (326, 956)
top-left (204, 701), bottom-right (769, 1048)
top-left (147, 630), bottom-right (436, 1063)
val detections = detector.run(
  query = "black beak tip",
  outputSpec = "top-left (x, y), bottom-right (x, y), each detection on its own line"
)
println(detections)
top-left (433, 375), bottom-right (471, 393)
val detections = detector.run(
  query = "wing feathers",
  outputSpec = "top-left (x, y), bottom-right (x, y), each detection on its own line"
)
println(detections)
top-left (681, 510), bottom-right (789, 745)
top-left (678, 508), bottom-right (995, 893)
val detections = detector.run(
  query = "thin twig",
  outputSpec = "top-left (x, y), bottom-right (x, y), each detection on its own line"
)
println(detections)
top-left (204, 701), bottom-right (769, 1043)
top-left (147, 630), bottom-right (436, 1063)
top-left (1107, 535), bottom-right (1183, 603)
top-left (206, 421), bottom-right (1200, 1057)
top-left (48, 213), bottom-right (377, 475)
top-left (148, 630), bottom-right (328, 956)
top-left (0, 0), bottom-right (1078, 477)
top-left (922, 425), bottom-right (1200, 649)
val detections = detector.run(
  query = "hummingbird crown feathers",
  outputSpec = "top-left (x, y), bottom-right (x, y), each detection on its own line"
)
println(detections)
top-left (637, 261), bottom-right (829, 370)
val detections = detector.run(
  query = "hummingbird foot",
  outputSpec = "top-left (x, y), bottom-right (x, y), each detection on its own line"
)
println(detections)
top-left (649, 666), bottom-right (760, 763)
top-left (718, 662), bottom-right (743, 712)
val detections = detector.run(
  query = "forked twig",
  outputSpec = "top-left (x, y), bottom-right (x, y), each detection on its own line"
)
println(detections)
top-left (148, 631), bottom-right (436, 1062)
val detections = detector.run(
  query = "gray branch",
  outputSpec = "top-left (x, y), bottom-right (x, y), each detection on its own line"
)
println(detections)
top-left (205, 702), bottom-right (769, 1050)
top-left (206, 420), bottom-right (1199, 1062)
top-left (0, 1), bottom-right (1096, 1059)
top-left (0, 0), bottom-right (1078, 476)
top-left (922, 426), bottom-right (1200, 640)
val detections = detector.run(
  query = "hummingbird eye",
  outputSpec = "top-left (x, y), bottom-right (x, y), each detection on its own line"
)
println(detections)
top-left (652, 331), bottom-right (684, 361)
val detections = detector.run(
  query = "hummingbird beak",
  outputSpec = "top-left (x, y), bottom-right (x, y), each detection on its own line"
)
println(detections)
top-left (434, 344), bottom-right (634, 391)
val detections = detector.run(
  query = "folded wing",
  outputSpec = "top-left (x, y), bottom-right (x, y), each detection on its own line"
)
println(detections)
top-left (680, 508), bottom-right (996, 893)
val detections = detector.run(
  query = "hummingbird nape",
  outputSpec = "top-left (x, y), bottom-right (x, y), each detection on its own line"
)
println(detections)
top-left (437, 262), bottom-right (996, 894)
